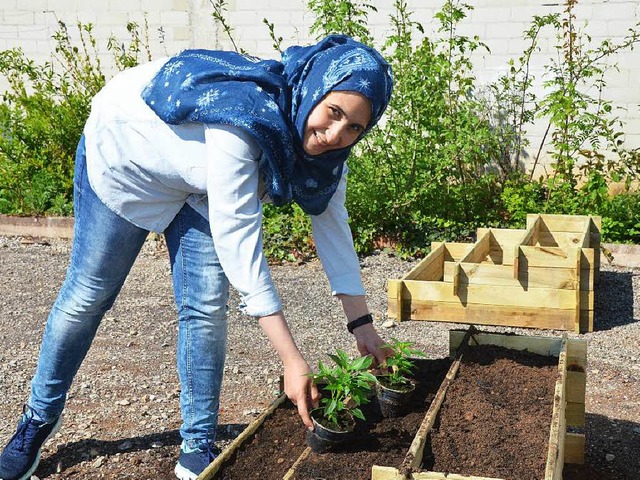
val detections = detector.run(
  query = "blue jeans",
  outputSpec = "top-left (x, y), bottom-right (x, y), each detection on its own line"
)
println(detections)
top-left (28, 137), bottom-right (229, 450)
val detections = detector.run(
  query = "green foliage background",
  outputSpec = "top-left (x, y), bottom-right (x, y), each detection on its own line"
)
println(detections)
top-left (1, 0), bottom-right (639, 260)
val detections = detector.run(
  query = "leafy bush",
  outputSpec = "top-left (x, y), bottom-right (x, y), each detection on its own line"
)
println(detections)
top-left (0, 20), bottom-right (151, 215)
top-left (2, 0), bottom-right (640, 254)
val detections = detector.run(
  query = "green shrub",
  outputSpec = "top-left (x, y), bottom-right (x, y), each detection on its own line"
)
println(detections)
top-left (0, 20), bottom-right (151, 216)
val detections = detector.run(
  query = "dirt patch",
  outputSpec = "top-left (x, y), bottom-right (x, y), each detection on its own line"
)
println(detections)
top-left (424, 345), bottom-right (558, 479)
top-left (216, 403), bottom-right (307, 480)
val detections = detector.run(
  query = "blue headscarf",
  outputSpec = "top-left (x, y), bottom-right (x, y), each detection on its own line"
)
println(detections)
top-left (141, 34), bottom-right (393, 215)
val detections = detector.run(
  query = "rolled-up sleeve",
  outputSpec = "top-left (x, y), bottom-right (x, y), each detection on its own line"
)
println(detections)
top-left (310, 165), bottom-right (365, 296)
top-left (205, 124), bottom-right (282, 317)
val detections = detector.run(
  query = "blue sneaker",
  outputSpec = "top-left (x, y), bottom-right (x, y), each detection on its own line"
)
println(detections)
top-left (0, 406), bottom-right (61, 480)
top-left (174, 444), bottom-right (219, 480)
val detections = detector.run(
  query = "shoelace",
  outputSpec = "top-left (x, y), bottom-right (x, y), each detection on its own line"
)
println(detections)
top-left (7, 414), bottom-right (40, 453)
top-left (204, 444), bottom-right (217, 463)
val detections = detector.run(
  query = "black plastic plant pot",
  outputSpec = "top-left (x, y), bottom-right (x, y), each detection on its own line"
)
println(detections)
top-left (375, 377), bottom-right (416, 417)
top-left (306, 408), bottom-right (355, 453)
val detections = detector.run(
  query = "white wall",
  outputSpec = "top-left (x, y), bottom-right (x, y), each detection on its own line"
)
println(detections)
top-left (1, 0), bottom-right (639, 168)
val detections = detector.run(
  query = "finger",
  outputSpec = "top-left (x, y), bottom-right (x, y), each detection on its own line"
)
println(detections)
top-left (297, 394), bottom-right (313, 430)
top-left (309, 383), bottom-right (321, 408)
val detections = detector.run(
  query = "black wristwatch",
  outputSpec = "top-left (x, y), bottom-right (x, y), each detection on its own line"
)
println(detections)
top-left (347, 313), bottom-right (373, 334)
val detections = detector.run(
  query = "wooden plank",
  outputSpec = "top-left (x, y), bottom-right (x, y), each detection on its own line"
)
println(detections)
top-left (580, 291), bottom-right (594, 311)
top-left (388, 302), bottom-right (576, 331)
top-left (450, 330), bottom-right (564, 357)
top-left (283, 447), bottom-right (312, 480)
top-left (519, 246), bottom-right (579, 268)
top-left (200, 394), bottom-right (287, 479)
top-left (514, 215), bottom-right (541, 278)
top-left (370, 465), bottom-right (407, 480)
top-left (574, 246), bottom-right (582, 333)
top-left (412, 473), bottom-right (503, 480)
top-left (545, 336), bottom-right (568, 480)
top-left (566, 372), bottom-right (587, 404)
top-left (537, 231), bottom-right (587, 249)
top-left (443, 262), bottom-right (579, 290)
top-left (529, 213), bottom-right (591, 233)
top-left (566, 402), bottom-right (586, 428)
top-left (579, 309), bottom-right (594, 334)
top-left (431, 242), bottom-right (472, 261)
top-left (590, 217), bottom-right (602, 281)
top-left (565, 433), bottom-right (586, 464)
top-left (402, 243), bottom-right (445, 281)
top-left (394, 279), bottom-right (579, 310)
top-left (477, 227), bottom-right (525, 246)
top-left (459, 230), bottom-right (492, 265)
top-left (566, 339), bottom-right (587, 427)
top-left (405, 356), bottom-right (464, 472)
top-left (566, 338), bottom-right (588, 370)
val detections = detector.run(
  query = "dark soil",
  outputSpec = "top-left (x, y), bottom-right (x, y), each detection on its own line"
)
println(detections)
top-left (216, 402), bottom-right (307, 480)
top-left (422, 345), bottom-right (559, 480)
top-left (291, 358), bottom-right (452, 480)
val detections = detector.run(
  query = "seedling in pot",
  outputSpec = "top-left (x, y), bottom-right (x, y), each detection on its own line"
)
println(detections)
top-left (377, 338), bottom-right (426, 390)
top-left (376, 339), bottom-right (426, 417)
top-left (305, 350), bottom-right (376, 452)
top-left (308, 349), bottom-right (377, 430)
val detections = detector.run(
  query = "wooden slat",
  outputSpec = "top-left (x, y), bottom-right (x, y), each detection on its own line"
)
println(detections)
top-left (388, 302), bottom-right (576, 331)
top-left (459, 230), bottom-right (492, 264)
top-left (566, 339), bottom-right (587, 426)
top-left (566, 402), bottom-right (586, 428)
top-left (406, 356), bottom-right (464, 472)
top-left (545, 335), bottom-right (568, 480)
top-left (579, 309), bottom-right (594, 333)
top-left (566, 338), bottom-right (588, 370)
top-left (370, 465), bottom-right (407, 480)
top-left (402, 243), bottom-right (445, 281)
top-left (450, 330), bottom-right (564, 357)
top-left (431, 242), bottom-right (472, 261)
top-left (519, 245), bottom-right (579, 268)
top-left (412, 473), bottom-right (503, 480)
top-left (476, 227), bottom-right (525, 246)
top-left (393, 279), bottom-right (579, 310)
top-left (444, 262), bottom-right (579, 290)
top-left (566, 371), bottom-right (586, 404)
top-left (565, 433), bottom-right (586, 464)
top-left (514, 215), bottom-right (541, 278)
top-left (283, 447), bottom-right (312, 480)
top-left (200, 394), bottom-right (287, 479)
top-left (574, 245), bottom-right (582, 333)
top-left (528, 213), bottom-right (591, 233)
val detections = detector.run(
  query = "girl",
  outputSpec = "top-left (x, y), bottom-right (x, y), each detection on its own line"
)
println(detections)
top-left (0, 34), bottom-right (393, 480)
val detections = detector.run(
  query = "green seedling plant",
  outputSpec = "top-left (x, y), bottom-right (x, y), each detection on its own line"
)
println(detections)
top-left (308, 349), bottom-right (377, 430)
top-left (379, 339), bottom-right (426, 390)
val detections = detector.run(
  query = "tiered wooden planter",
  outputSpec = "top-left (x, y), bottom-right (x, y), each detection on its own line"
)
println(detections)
top-left (197, 329), bottom-right (586, 480)
top-left (387, 214), bottom-right (601, 333)
top-left (371, 329), bottom-right (587, 480)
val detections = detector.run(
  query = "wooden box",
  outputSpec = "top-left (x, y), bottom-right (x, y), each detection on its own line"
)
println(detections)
top-left (371, 330), bottom-right (587, 480)
top-left (387, 214), bottom-right (601, 333)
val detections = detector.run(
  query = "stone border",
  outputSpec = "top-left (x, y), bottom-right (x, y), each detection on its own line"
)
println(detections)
top-left (0, 215), bottom-right (638, 268)
top-left (0, 214), bottom-right (74, 239)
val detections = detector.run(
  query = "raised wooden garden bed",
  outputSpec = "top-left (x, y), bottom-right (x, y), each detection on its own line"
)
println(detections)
top-left (198, 359), bottom-right (452, 480)
top-left (371, 329), bottom-right (587, 480)
top-left (387, 214), bottom-right (601, 333)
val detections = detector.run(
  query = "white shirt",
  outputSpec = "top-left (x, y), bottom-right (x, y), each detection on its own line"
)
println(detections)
top-left (83, 59), bottom-right (365, 317)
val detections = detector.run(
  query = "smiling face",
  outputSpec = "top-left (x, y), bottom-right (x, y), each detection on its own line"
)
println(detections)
top-left (302, 91), bottom-right (372, 156)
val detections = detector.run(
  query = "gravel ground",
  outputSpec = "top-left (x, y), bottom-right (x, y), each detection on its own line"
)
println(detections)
top-left (0, 235), bottom-right (638, 479)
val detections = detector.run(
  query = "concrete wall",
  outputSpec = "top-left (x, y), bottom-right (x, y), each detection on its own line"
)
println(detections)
top-left (1, 0), bottom-right (639, 168)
